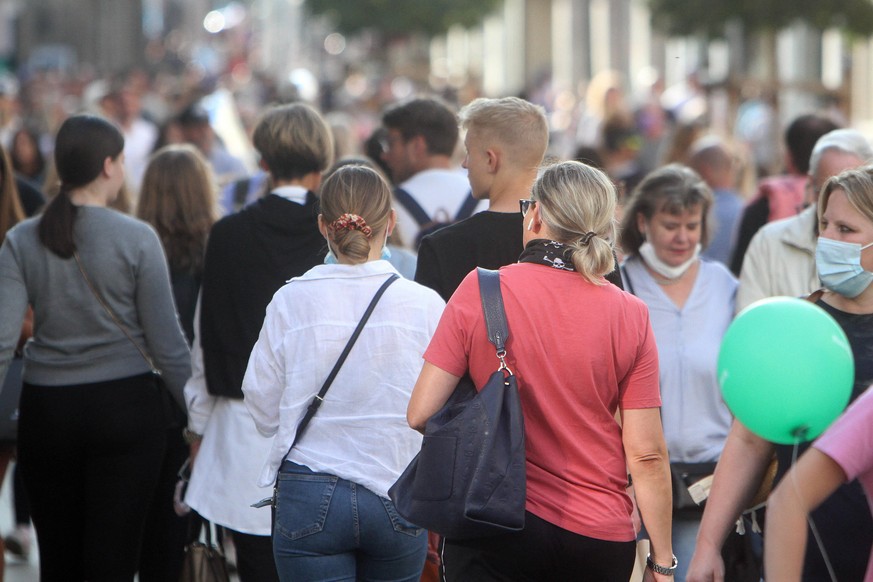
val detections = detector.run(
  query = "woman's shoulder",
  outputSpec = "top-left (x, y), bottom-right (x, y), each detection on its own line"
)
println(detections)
top-left (82, 207), bottom-right (156, 235)
top-left (392, 275), bottom-right (446, 308)
top-left (6, 215), bottom-right (40, 239)
top-left (699, 258), bottom-right (739, 291)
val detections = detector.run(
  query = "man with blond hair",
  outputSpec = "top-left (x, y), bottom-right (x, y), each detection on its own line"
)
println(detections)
top-left (414, 97), bottom-right (550, 300)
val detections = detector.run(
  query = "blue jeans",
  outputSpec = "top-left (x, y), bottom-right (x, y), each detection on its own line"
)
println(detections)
top-left (273, 461), bottom-right (427, 582)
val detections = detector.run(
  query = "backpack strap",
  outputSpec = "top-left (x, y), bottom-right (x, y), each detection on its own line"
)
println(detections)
top-left (394, 187), bottom-right (431, 227)
top-left (454, 191), bottom-right (478, 221)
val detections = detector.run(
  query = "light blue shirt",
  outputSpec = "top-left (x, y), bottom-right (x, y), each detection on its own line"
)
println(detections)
top-left (621, 257), bottom-right (737, 463)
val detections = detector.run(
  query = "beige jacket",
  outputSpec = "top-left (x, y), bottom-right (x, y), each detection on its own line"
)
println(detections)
top-left (737, 204), bottom-right (819, 312)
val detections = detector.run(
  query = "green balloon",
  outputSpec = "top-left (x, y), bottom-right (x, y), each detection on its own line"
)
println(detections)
top-left (718, 297), bottom-right (854, 444)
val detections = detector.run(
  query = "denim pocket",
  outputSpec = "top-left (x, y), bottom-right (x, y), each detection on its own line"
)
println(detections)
top-left (275, 471), bottom-right (338, 541)
top-left (379, 496), bottom-right (424, 537)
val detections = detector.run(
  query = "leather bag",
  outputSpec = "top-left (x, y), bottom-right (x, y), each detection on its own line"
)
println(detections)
top-left (389, 268), bottom-right (526, 539)
top-left (178, 521), bottom-right (229, 582)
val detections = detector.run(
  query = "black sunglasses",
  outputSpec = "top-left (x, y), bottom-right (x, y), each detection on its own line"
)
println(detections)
top-left (519, 199), bottom-right (535, 217)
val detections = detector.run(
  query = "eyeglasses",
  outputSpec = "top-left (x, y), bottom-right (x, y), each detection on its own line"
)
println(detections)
top-left (378, 133), bottom-right (404, 153)
top-left (519, 199), bottom-right (536, 217)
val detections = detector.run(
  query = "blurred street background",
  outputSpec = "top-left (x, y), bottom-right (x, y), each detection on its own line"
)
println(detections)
top-left (3, 0), bottom-right (873, 197)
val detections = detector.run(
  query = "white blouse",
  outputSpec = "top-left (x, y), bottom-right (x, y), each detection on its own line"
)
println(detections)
top-left (243, 260), bottom-right (445, 497)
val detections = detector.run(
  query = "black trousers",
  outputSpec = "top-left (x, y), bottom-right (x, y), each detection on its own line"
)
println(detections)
top-left (442, 511), bottom-right (636, 582)
top-left (18, 373), bottom-right (166, 581)
top-left (138, 426), bottom-right (192, 581)
top-left (231, 528), bottom-right (280, 582)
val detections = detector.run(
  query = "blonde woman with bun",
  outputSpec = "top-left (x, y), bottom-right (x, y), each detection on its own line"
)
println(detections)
top-left (408, 161), bottom-right (674, 581)
top-left (243, 165), bottom-right (444, 581)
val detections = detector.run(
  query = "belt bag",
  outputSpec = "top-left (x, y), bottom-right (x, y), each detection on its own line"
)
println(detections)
top-left (389, 268), bottom-right (526, 539)
top-left (670, 461), bottom-right (717, 511)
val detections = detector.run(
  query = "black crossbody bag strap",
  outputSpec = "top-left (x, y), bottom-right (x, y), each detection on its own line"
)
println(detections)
top-left (254, 273), bottom-right (399, 508)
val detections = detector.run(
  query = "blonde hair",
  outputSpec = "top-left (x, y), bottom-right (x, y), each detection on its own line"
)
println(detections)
top-left (531, 161), bottom-right (617, 284)
top-left (320, 165), bottom-right (392, 264)
top-left (459, 97), bottom-right (548, 168)
top-left (252, 103), bottom-right (334, 181)
top-left (819, 165), bottom-right (873, 225)
top-left (136, 144), bottom-right (218, 272)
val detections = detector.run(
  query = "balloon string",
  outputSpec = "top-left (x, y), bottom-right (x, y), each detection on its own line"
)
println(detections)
top-left (790, 440), bottom-right (838, 582)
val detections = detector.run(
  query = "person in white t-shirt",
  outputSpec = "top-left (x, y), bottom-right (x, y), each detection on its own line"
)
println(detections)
top-left (380, 97), bottom-right (485, 248)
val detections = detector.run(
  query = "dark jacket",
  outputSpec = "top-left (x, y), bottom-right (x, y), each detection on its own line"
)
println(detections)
top-left (200, 192), bottom-right (324, 398)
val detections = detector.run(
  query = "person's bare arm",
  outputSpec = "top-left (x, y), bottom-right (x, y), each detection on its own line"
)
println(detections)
top-left (686, 420), bottom-right (775, 582)
top-left (407, 362), bottom-right (461, 432)
top-left (622, 407), bottom-right (674, 581)
top-left (764, 448), bottom-right (846, 581)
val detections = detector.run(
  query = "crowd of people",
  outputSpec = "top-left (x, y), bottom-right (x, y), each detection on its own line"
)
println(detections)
top-left (0, 58), bottom-right (869, 582)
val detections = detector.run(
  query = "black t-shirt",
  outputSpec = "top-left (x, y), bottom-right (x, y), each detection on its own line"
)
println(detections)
top-left (415, 210), bottom-right (623, 303)
top-left (773, 300), bottom-right (873, 581)
top-left (415, 211), bottom-right (525, 302)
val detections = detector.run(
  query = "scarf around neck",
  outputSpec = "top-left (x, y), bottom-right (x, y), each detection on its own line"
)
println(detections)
top-left (518, 239), bottom-right (576, 272)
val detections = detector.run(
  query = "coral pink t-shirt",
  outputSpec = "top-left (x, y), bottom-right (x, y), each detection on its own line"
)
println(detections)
top-left (814, 387), bottom-right (873, 582)
top-left (424, 263), bottom-right (661, 542)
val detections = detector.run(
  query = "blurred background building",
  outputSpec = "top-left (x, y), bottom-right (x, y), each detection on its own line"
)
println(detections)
top-left (3, 0), bottom-right (873, 175)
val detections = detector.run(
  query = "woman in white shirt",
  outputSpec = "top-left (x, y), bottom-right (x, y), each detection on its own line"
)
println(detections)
top-left (243, 165), bottom-right (445, 581)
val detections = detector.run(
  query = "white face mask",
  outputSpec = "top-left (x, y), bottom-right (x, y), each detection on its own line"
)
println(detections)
top-left (639, 241), bottom-right (701, 280)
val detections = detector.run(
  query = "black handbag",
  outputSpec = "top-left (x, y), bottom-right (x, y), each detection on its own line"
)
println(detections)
top-left (389, 268), bottom-right (526, 539)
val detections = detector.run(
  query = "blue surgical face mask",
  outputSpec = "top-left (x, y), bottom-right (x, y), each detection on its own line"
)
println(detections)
top-left (324, 239), bottom-right (338, 264)
top-left (816, 237), bottom-right (873, 298)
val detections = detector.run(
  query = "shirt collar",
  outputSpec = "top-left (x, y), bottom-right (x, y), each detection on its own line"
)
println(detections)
top-left (289, 260), bottom-right (400, 283)
top-left (270, 186), bottom-right (308, 205)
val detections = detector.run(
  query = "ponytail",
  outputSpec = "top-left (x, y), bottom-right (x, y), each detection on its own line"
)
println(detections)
top-left (568, 230), bottom-right (616, 286)
top-left (38, 185), bottom-right (78, 258)
top-left (38, 114), bottom-right (124, 259)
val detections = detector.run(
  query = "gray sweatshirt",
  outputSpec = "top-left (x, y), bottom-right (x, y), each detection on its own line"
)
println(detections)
top-left (0, 206), bottom-right (191, 408)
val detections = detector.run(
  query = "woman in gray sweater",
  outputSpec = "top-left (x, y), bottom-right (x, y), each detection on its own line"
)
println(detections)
top-left (0, 114), bottom-right (191, 581)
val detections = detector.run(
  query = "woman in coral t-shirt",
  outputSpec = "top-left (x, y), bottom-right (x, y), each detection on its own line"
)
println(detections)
top-left (408, 161), bottom-right (675, 581)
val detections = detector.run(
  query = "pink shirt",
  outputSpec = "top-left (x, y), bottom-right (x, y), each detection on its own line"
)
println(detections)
top-left (815, 387), bottom-right (873, 582)
top-left (424, 263), bottom-right (661, 542)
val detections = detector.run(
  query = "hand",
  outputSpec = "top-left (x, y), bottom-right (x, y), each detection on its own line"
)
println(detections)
top-left (686, 540), bottom-right (724, 582)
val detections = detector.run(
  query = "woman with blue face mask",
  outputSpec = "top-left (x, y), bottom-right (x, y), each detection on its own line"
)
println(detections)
top-left (816, 170), bottom-right (873, 299)
top-left (687, 166), bottom-right (873, 582)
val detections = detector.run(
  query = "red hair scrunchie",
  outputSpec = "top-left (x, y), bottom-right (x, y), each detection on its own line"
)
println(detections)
top-left (330, 213), bottom-right (373, 238)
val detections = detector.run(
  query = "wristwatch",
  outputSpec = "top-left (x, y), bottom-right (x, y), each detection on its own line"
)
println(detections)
top-left (182, 427), bottom-right (203, 445)
top-left (646, 553), bottom-right (678, 576)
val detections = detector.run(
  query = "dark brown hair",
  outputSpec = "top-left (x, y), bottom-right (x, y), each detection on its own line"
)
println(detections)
top-left (38, 115), bottom-right (124, 258)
